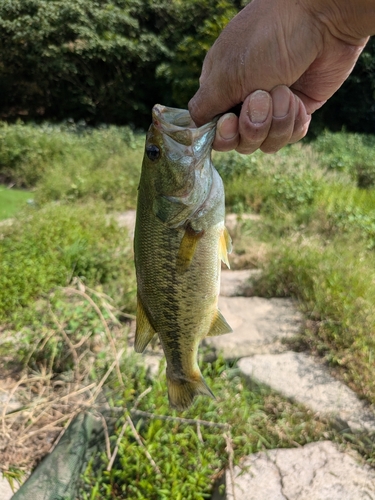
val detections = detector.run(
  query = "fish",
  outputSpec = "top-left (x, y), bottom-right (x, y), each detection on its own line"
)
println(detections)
top-left (133, 104), bottom-right (232, 411)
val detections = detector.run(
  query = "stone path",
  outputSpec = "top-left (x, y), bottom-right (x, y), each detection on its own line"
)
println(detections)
top-left (210, 268), bottom-right (375, 499)
top-left (212, 441), bottom-right (375, 500)
top-left (239, 353), bottom-right (375, 434)
top-left (0, 477), bottom-right (14, 500)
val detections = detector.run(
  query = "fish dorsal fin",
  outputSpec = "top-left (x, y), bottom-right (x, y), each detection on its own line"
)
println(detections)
top-left (219, 227), bottom-right (232, 269)
top-left (206, 309), bottom-right (232, 337)
top-left (135, 295), bottom-right (157, 353)
top-left (176, 227), bottom-right (204, 273)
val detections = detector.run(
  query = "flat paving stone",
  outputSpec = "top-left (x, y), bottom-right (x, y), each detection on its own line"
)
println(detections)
top-left (212, 441), bottom-right (375, 500)
top-left (238, 352), bottom-right (375, 433)
top-left (205, 296), bottom-right (302, 359)
top-left (115, 210), bottom-right (136, 238)
top-left (0, 475), bottom-right (16, 500)
top-left (220, 269), bottom-right (261, 297)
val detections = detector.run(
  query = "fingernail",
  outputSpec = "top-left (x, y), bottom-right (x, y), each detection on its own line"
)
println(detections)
top-left (248, 91), bottom-right (271, 124)
top-left (217, 113), bottom-right (237, 140)
top-left (273, 86), bottom-right (290, 118)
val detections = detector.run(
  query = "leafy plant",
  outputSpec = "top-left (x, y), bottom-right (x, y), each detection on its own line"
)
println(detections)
top-left (0, 121), bottom-right (141, 195)
top-left (0, 0), bottom-right (245, 126)
top-left (313, 130), bottom-right (375, 187)
top-left (0, 202), bottom-right (136, 325)
top-left (0, 0), bottom-right (167, 125)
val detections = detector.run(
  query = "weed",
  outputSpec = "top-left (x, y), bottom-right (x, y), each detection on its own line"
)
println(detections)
top-left (0, 202), bottom-right (136, 327)
top-left (314, 130), bottom-right (375, 187)
top-left (0, 121), bottom-right (143, 210)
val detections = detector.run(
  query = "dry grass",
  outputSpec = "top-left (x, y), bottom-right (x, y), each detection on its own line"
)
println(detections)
top-left (0, 279), bottom-right (130, 472)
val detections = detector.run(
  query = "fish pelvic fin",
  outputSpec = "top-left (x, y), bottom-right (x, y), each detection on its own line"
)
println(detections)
top-left (167, 372), bottom-right (215, 411)
top-left (176, 226), bottom-right (204, 273)
top-left (219, 227), bottom-right (232, 269)
top-left (134, 295), bottom-right (157, 353)
top-left (206, 309), bottom-right (232, 337)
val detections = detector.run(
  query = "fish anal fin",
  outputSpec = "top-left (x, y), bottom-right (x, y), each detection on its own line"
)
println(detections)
top-left (176, 227), bottom-right (204, 273)
top-left (219, 227), bottom-right (232, 268)
top-left (167, 372), bottom-right (214, 411)
top-left (206, 310), bottom-right (232, 337)
top-left (135, 296), bottom-right (157, 353)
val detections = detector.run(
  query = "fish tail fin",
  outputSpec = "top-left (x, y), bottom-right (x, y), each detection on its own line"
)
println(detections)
top-left (167, 372), bottom-right (215, 411)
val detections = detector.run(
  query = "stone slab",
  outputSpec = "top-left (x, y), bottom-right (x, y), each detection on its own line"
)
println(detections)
top-left (204, 296), bottom-right (302, 359)
top-left (115, 210), bottom-right (136, 239)
top-left (0, 475), bottom-right (15, 500)
top-left (220, 270), bottom-right (261, 297)
top-left (238, 352), bottom-right (375, 433)
top-left (212, 441), bottom-right (375, 500)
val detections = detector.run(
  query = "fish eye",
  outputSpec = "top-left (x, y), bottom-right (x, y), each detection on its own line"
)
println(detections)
top-left (146, 144), bottom-right (160, 161)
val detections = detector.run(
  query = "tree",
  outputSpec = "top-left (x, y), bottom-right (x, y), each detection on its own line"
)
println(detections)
top-left (309, 37), bottom-right (375, 136)
top-left (0, 0), bottom-right (167, 125)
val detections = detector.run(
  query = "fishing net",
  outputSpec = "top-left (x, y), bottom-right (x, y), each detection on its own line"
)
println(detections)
top-left (11, 411), bottom-right (105, 500)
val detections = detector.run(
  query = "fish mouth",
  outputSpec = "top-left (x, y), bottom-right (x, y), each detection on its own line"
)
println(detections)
top-left (152, 104), bottom-right (217, 148)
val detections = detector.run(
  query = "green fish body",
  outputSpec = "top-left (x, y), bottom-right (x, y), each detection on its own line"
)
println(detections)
top-left (134, 105), bottom-right (232, 411)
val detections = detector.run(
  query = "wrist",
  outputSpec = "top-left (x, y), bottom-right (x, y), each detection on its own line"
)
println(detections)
top-left (301, 0), bottom-right (375, 41)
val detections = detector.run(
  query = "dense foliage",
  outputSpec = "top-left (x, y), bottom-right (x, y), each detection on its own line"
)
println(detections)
top-left (0, 203), bottom-right (136, 326)
top-left (1, 0), bottom-right (373, 132)
top-left (0, 0), bottom-right (243, 127)
top-left (311, 37), bottom-right (375, 135)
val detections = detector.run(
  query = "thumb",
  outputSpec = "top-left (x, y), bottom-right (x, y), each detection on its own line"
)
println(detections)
top-left (188, 79), bottom-right (241, 127)
top-left (188, 49), bottom-right (240, 126)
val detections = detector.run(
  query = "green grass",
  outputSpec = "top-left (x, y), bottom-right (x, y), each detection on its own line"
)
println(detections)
top-left (0, 202), bottom-right (136, 328)
top-left (0, 185), bottom-right (33, 220)
top-left (218, 134), bottom-right (375, 405)
top-left (0, 121), bottom-right (144, 211)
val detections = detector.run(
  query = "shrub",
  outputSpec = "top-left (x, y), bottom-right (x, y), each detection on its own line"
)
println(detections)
top-left (0, 202), bottom-right (136, 324)
top-left (216, 144), bottom-right (321, 214)
top-left (313, 131), bottom-right (375, 188)
top-left (0, 121), bottom-right (144, 213)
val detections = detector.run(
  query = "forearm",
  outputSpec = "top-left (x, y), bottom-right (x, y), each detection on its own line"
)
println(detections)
top-left (302, 0), bottom-right (375, 41)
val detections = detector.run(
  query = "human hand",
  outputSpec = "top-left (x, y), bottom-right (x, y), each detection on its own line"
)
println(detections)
top-left (188, 0), bottom-right (372, 154)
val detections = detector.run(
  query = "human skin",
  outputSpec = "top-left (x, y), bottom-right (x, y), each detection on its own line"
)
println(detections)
top-left (188, 0), bottom-right (375, 154)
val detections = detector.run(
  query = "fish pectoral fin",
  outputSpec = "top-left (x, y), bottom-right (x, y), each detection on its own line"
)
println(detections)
top-left (206, 310), bottom-right (232, 337)
top-left (219, 227), bottom-right (232, 269)
top-left (167, 372), bottom-right (215, 411)
top-left (176, 227), bottom-right (204, 273)
top-left (135, 296), bottom-right (157, 353)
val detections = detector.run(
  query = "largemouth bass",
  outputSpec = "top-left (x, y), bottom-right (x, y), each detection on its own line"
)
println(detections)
top-left (134, 104), bottom-right (232, 411)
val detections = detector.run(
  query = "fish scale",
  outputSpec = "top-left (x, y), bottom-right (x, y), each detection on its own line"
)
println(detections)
top-left (134, 104), bottom-right (232, 411)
